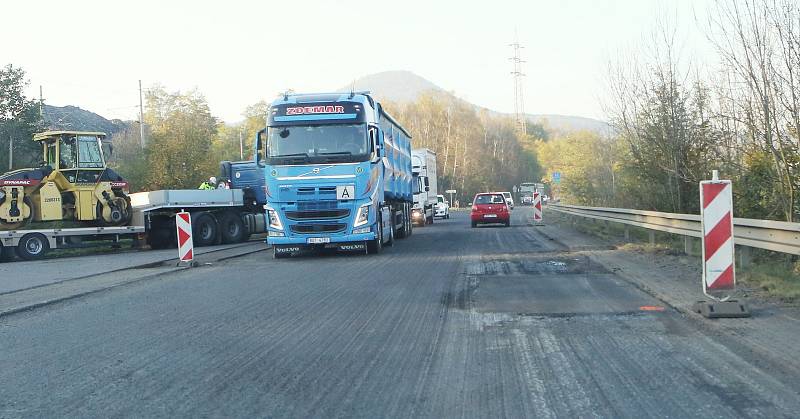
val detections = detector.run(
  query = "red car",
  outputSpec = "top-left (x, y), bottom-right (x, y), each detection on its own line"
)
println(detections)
top-left (471, 192), bottom-right (511, 228)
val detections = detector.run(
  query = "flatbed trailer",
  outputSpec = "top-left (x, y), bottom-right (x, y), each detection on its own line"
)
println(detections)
top-left (0, 189), bottom-right (267, 262)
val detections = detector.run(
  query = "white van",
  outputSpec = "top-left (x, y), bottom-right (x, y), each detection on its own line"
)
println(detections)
top-left (435, 194), bottom-right (450, 219)
top-left (501, 191), bottom-right (514, 209)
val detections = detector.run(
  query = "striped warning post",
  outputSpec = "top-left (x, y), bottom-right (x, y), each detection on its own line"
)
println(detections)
top-left (532, 192), bottom-right (542, 223)
top-left (176, 211), bottom-right (194, 262)
top-left (700, 178), bottom-right (734, 295)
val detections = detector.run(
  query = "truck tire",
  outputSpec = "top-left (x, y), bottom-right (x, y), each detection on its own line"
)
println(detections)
top-left (367, 215), bottom-right (383, 254)
top-left (192, 212), bottom-right (218, 247)
top-left (406, 205), bottom-right (413, 237)
top-left (16, 233), bottom-right (49, 261)
top-left (219, 211), bottom-right (246, 244)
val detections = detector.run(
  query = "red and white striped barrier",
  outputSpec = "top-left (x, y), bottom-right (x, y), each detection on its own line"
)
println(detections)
top-left (532, 192), bottom-right (543, 223)
top-left (700, 173), bottom-right (735, 297)
top-left (176, 211), bottom-right (194, 262)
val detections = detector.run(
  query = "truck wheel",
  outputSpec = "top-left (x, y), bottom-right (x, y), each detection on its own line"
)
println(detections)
top-left (367, 216), bottom-right (383, 254)
top-left (406, 206), bottom-right (413, 236)
top-left (16, 233), bottom-right (49, 261)
top-left (192, 212), bottom-right (218, 247)
top-left (219, 211), bottom-right (246, 243)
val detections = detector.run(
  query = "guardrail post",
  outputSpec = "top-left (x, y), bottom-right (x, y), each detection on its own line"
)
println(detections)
top-left (684, 236), bottom-right (693, 256)
top-left (648, 230), bottom-right (655, 245)
top-left (624, 226), bottom-right (630, 241)
top-left (736, 245), bottom-right (751, 269)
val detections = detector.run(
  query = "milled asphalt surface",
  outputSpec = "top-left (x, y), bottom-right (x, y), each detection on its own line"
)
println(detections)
top-left (0, 240), bottom-right (266, 294)
top-left (1, 208), bottom-right (799, 418)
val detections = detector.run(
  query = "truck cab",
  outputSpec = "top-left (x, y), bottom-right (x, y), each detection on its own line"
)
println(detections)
top-left (411, 149), bottom-right (437, 226)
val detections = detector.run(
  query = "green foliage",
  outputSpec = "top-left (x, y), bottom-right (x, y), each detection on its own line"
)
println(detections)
top-left (0, 64), bottom-right (43, 169)
top-left (389, 92), bottom-right (542, 203)
top-left (142, 86), bottom-right (218, 190)
top-left (537, 131), bottom-right (618, 206)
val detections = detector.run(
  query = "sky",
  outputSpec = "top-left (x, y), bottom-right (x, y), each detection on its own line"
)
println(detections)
top-left (1, 0), bottom-right (715, 123)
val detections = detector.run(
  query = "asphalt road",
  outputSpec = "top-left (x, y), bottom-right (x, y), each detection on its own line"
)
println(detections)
top-left (1, 208), bottom-right (798, 418)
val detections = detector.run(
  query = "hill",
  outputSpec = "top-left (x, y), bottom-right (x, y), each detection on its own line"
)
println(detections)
top-left (340, 71), bottom-right (611, 135)
top-left (338, 70), bottom-right (442, 103)
top-left (43, 105), bottom-right (129, 135)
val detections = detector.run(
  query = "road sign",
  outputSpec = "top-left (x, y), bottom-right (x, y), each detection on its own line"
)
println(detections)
top-left (700, 175), bottom-right (734, 296)
top-left (552, 172), bottom-right (561, 183)
top-left (532, 192), bottom-right (543, 224)
top-left (176, 211), bottom-right (194, 262)
top-left (445, 189), bottom-right (456, 194)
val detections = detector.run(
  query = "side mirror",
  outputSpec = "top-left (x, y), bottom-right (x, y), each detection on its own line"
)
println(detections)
top-left (425, 186), bottom-right (430, 192)
top-left (369, 126), bottom-right (382, 160)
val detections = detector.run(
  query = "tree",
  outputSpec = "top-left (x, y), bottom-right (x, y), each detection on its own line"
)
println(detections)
top-left (0, 64), bottom-right (42, 170)
top-left (142, 86), bottom-right (218, 189)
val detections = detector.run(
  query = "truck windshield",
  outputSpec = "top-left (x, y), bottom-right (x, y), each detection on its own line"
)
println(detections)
top-left (266, 124), bottom-right (369, 164)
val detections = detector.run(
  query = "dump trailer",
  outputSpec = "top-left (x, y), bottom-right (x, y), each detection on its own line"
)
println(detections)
top-left (411, 148), bottom-right (437, 226)
top-left (262, 92), bottom-right (414, 257)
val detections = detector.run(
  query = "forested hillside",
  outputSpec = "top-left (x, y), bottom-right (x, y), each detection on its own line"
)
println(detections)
top-left (538, 0), bottom-right (800, 222)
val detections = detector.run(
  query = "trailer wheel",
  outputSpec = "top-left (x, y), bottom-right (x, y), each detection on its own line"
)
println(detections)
top-left (219, 211), bottom-right (245, 244)
top-left (16, 233), bottom-right (49, 261)
top-left (192, 212), bottom-right (218, 247)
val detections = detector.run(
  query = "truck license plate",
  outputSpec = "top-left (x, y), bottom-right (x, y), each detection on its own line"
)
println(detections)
top-left (484, 214), bottom-right (497, 218)
top-left (307, 237), bottom-right (331, 244)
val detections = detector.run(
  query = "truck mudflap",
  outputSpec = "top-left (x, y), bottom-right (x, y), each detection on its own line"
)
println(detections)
top-left (274, 241), bottom-right (367, 256)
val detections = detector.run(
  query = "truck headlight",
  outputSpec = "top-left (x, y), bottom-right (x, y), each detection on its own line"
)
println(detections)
top-left (354, 204), bottom-right (370, 227)
top-left (267, 208), bottom-right (283, 230)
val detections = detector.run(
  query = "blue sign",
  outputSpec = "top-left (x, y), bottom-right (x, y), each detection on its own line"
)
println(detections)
top-left (552, 172), bottom-right (561, 183)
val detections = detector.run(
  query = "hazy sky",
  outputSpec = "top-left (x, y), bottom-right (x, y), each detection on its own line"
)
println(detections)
top-left (2, 0), bottom-right (714, 123)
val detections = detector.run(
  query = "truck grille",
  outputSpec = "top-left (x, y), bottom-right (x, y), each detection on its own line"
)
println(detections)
top-left (284, 209), bottom-right (350, 220)
top-left (290, 223), bottom-right (347, 234)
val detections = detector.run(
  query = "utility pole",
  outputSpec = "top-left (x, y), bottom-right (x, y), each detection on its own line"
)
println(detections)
top-left (239, 128), bottom-right (244, 160)
top-left (138, 80), bottom-right (145, 149)
top-left (8, 135), bottom-right (13, 170)
top-left (39, 85), bottom-right (44, 118)
top-left (509, 36), bottom-right (527, 135)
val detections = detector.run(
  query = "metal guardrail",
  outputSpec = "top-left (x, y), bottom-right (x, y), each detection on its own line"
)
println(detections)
top-left (549, 204), bottom-right (800, 255)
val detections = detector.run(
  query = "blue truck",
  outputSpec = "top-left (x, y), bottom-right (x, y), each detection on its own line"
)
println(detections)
top-left (255, 92), bottom-right (414, 257)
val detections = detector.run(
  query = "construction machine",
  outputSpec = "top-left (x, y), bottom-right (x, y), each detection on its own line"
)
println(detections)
top-left (0, 131), bottom-right (132, 230)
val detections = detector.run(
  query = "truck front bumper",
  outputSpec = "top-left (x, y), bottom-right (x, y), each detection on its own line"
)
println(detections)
top-left (270, 232), bottom-right (374, 255)
top-left (268, 231), bottom-right (375, 252)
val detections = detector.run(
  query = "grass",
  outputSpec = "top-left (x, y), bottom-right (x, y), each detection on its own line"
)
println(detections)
top-left (547, 208), bottom-right (800, 302)
top-left (738, 259), bottom-right (800, 303)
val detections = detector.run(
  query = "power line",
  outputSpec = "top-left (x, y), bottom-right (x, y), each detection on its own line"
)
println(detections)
top-left (509, 36), bottom-right (527, 135)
